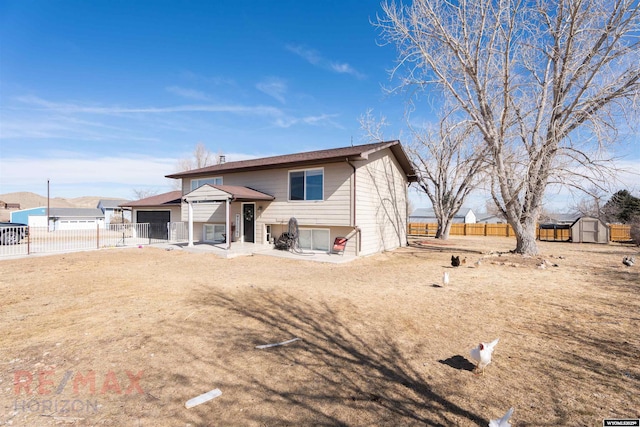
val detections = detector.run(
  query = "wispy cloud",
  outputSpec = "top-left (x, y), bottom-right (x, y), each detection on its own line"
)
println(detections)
top-left (179, 70), bottom-right (236, 87)
top-left (165, 86), bottom-right (210, 101)
top-left (273, 113), bottom-right (342, 129)
top-left (13, 95), bottom-right (284, 117)
top-left (3, 94), bottom-right (344, 143)
top-left (256, 77), bottom-right (287, 104)
top-left (285, 44), bottom-right (366, 79)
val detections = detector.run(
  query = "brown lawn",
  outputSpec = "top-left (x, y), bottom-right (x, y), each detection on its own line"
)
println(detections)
top-left (1, 236), bottom-right (639, 426)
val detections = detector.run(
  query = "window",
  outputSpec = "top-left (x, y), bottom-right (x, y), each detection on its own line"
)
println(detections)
top-left (298, 228), bottom-right (330, 252)
top-left (203, 224), bottom-right (226, 242)
top-left (191, 177), bottom-right (223, 191)
top-left (289, 168), bottom-right (323, 201)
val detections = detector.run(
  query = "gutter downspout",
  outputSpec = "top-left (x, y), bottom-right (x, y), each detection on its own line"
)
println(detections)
top-left (346, 159), bottom-right (360, 256)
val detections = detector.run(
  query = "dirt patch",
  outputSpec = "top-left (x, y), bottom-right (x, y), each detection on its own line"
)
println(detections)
top-left (1, 236), bottom-right (639, 426)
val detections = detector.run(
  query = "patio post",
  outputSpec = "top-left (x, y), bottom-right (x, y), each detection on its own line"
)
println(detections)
top-left (225, 198), bottom-right (230, 250)
top-left (187, 200), bottom-right (194, 247)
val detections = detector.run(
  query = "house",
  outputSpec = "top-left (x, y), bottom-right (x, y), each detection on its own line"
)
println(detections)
top-left (409, 207), bottom-right (476, 224)
top-left (97, 199), bottom-right (131, 225)
top-left (120, 191), bottom-right (183, 240)
top-left (11, 207), bottom-right (105, 230)
top-left (165, 140), bottom-right (418, 257)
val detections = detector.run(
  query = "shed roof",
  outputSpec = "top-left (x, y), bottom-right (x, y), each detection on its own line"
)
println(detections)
top-left (166, 140), bottom-right (418, 182)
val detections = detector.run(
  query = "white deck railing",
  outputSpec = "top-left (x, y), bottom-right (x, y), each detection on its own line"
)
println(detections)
top-left (0, 222), bottom-right (188, 258)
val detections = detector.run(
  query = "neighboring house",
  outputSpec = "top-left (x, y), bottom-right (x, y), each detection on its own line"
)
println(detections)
top-left (165, 140), bottom-right (418, 257)
top-left (409, 207), bottom-right (476, 224)
top-left (120, 191), bottom-right (183, 240)
top-left (97, 199), bottom-right (131, 225)
top-left (11, 207), bottom-right (105, 230)
top-left (475, 213), bottom-right (506, 224)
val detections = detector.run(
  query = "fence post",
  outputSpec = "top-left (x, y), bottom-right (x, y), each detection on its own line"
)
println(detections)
top-left (506, 225), bottom-right (510, 237)
top-left (96, 224), bottom-right (100, 249)
top-left (27, 226), bottom-right (31, 255)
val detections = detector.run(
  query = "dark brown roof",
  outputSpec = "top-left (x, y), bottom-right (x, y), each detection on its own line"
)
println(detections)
top-left (120, 191), bottom-right (182, 207)
top-left (166, 140), bottom-right (417, 182)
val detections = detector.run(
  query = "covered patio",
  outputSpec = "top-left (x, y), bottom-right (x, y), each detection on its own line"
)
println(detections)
top-left (183, 184), bottom-right (275, 248)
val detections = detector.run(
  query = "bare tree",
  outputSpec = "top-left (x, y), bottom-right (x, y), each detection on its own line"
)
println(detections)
top-left (177, 142), bottom-right (217, 171)
top-left (172, 143), bottom-right (220, 189)
top-left (408, 113), bottom-right (488, 238)
top-left (571, 187), bottom-right (608, 220)
top-left (360, 109), bottom-right (487, 239)
top-left (131, 188), bottom-right (159, 200)
top-left (377, 0), bottom-right (640, 255)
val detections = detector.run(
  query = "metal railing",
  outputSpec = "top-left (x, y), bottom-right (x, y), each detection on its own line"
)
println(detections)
top-left (0, 222), bottom-right (188, 258)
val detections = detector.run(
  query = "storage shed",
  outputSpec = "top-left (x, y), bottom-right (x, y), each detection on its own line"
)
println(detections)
top-left (570, 216), bottom-right (609, 244)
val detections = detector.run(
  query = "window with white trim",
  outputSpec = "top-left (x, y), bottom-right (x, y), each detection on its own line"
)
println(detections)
top-left (191, 177), bottom-right (223, 191)
top-left (289, 168), bottom-right (323, 201)
top-left (203, 224), bottom-right (226, 242)
top-left (298, 228), bottom-right (330, 252)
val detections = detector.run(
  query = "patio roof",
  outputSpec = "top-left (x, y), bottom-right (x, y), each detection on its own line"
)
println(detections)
top-left (183, 184), bottom-right (275, 202)
top-left (121, 190), bottom-right (183, 207)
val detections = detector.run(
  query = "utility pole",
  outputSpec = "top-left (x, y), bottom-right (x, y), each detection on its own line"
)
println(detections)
top-left (47, 179), bottom-right (50, 232)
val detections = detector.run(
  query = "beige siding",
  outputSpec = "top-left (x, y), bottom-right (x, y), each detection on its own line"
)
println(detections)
top-left (182, 162), bottom-right (353, 232)
top-left (355, 148), bottom-right (408, 256)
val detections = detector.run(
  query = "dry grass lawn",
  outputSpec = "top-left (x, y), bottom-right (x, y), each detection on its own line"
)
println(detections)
top-left (1, 236), bottom-right (639, 426)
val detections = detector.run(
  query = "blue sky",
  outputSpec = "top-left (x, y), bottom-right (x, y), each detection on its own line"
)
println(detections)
top-left (1, 1), bottom-right (412, 199)
top-left (0, 1), bottom-right (637, 211)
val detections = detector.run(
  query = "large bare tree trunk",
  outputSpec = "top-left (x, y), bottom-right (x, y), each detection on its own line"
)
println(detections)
top-left (436, 218), bottom-right (453, 240)
top-left (512, 217), bottom-right (539, 255)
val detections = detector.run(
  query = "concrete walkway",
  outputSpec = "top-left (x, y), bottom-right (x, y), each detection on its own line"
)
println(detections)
top-left (153, 241), bottom-right (356, 264)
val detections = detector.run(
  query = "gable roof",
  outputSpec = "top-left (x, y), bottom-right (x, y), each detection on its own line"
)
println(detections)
top-left (121, 191), bottom-right (183, 208)
top-left (166, 140), bottom-right (418, 182)
top-left (184, 185), bottom-right (275, 202)
top-left (98, 199), bottom-right (129, 209)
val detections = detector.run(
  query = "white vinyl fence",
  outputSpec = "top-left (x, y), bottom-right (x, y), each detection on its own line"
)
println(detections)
top-left (0, 222), bottom-right (188, 258)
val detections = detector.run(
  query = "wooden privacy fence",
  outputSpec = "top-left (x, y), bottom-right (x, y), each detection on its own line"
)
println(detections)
top-left (408, 222), bottom-right (632, 242)
top-left (408, 222), bottom-right (515, 237)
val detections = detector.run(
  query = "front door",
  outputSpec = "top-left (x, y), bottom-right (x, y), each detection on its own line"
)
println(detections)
top-left (242, 204), bottom-right (255, 243)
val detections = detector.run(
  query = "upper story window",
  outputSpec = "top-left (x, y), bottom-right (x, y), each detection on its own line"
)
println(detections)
top-left (289, 168), bottom-right (323, 201)
top-left (191, 177), bottom-right (223, 191)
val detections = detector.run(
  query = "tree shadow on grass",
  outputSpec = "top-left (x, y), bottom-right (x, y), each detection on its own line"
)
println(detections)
top-left (174, 287), bottom-right (487, 426)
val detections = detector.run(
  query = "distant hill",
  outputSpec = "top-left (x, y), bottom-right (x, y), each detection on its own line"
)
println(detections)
top-left (0, 192), bottom-right (128, 221)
